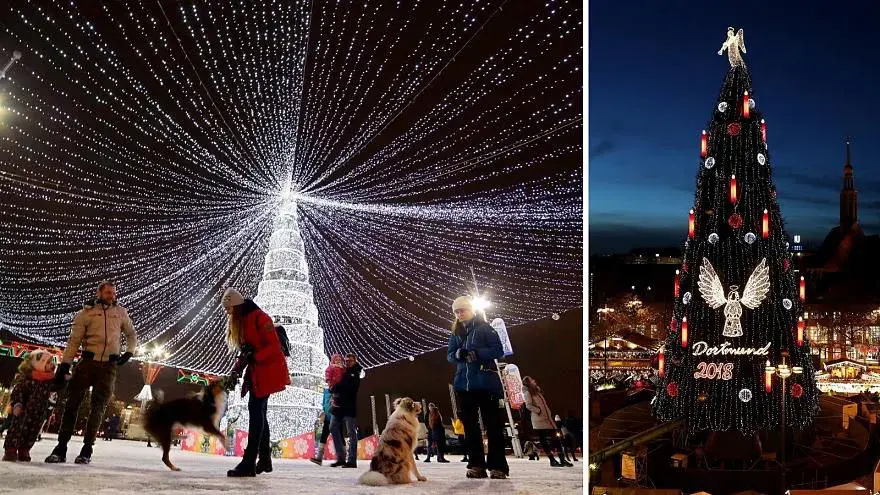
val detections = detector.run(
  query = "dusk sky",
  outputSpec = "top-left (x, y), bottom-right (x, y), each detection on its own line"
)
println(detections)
top-left (588, 2), bottom-right (880, 254)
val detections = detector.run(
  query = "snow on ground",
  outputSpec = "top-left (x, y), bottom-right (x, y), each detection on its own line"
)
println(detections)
top-left (0, 435), bottom-right (584, 494)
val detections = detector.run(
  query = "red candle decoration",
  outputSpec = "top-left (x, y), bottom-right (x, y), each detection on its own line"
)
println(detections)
top-left (743, 91), bottom-right (750, 118)
top-left (797, 317), bottom-right (805, 347)
top-left (764, 361), bottom-right (773, 393)
top-left (681, 317), bottom-right (688, 348)
top-left (658, 347), bottom-right (665, 378)
top-left (688, 209), bottom-right (695, 238)
top-left (674, 270), bottom-right (680, 298)
top-left (760, 118), bottom-right (767, 143)
top-left (730, 175), bottom-right (738, 204)
top-left (799, 276), bottom-right (806, 302)
top-left (762, 209), bottom-right (769, 238)
top-left (700, 130), bottom-right (708, 158)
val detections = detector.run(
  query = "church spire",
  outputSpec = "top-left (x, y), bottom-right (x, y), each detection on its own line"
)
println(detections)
top-left (840, 137), bottom-right (858, 231)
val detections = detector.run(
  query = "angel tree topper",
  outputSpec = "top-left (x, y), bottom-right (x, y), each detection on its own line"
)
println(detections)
top-left (698, 258), bottom-right (770, 338)
top-left (718, 27), bottom-right (746, 68)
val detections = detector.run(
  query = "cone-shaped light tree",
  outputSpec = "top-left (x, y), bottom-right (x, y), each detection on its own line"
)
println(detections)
top-left (652, 28), bottom-right (818, 434)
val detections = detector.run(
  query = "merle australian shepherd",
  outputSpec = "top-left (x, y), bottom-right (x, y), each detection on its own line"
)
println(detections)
top-left (143, 381), bottom-right (227, 471)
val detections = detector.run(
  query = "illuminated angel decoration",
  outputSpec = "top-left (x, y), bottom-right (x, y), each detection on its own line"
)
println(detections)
top-left (698, 257), bottom-right (769, 337)
top-left (718, 27), bottom-right (746, 68)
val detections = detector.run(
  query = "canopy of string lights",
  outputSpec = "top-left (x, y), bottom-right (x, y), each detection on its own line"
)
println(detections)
top-left (0, 1), bottom-right (582, 373)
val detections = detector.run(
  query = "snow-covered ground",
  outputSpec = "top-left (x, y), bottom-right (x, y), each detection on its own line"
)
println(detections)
top-left (0, 435), bottom-right (584, 494)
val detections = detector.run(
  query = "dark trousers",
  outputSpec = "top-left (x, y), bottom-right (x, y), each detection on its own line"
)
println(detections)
top-left (54, 360), bottom-right (117, 455)
top-left (459, 390), bottom-right (508, 474)
top-left (318, 415), bottom-right (331, 444)
top-left (537, 429), bottom-right (565, 462)
top-left (330, 415), bottom-right (357, 464)
top-left (426, 427), bottom-right (447, 459)
top-left (244, 393), bottom-right (270, 463)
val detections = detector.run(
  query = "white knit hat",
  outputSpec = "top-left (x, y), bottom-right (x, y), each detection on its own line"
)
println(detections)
top-left (221, 288), bottom-right (245, 308)
top-left (452, 296), bottom-right (472, 312)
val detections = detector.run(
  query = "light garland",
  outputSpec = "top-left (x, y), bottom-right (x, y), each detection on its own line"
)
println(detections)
top-left (653, 43), bottom-right (818, 434)
top-left (0, 0), bottom-right (583, 383)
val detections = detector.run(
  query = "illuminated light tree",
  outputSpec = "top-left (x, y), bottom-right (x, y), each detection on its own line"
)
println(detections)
top-left (653, 30), bottom-right (818, 433)
top-left (226, 185), bottom-right (329, 439)
top-left (0, 3), bottom-right (581, 378)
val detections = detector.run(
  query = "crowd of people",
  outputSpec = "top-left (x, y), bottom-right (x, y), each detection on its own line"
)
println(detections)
top-left (0, 281), bottom-right (580, 481)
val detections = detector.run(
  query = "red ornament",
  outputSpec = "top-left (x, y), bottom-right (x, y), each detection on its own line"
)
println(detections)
top-left (670, 318), bottom-right (677, 333)
top-left (783, 259), bottom-right (790, 271)
top-left (681, 317), bottom-right (689, 348)
top-left (727, 122), bottom-right (741, 136)
top-left (762, 209), bottom-right (769, 238)
top-left (728, 213), bottom-right (743, 229)
top-left (797, 317), bottom-right (805, 347)
top-left (688, 209), bottom-right (695, 238)
top-left (791, 383), bottom-right (803, 398)
top-left (682, 263), bottom-right (689, 273)
top-left (666, 382), bottom-right (679, 397)
top-left (658, 348), bottom-right (666, 378)
top-left (700, 130), bottom-right (708, 158)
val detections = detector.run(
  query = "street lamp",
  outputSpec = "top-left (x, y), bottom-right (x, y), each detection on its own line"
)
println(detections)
top-left (597, 307), bottom-right (615, 380)
top-left (765, 351), bottom-right (803, 493)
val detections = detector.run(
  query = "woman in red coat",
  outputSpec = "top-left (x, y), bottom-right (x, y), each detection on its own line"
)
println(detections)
top-left (222, 288), bottom-right (290, 477)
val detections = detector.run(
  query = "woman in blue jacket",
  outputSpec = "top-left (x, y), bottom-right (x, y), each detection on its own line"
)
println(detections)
top-left (447, 296), bottom-right (508, 480)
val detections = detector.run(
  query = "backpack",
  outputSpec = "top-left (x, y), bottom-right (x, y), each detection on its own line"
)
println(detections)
top-left (275, 325), bottom-right (291, 357)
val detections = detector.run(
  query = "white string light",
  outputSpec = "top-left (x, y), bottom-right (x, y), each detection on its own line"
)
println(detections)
top-left (0, 0), bottom-right (582, 431)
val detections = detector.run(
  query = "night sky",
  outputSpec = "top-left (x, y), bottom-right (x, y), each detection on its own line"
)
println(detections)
top-left (589, 2), bottom-right (880, 254)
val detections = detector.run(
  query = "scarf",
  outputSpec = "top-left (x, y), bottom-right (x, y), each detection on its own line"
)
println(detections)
top-left (32, 370), bottom-right (55, 382)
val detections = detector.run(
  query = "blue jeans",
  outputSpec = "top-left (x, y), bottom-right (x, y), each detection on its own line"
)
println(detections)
top-left (330, 415), bottom-right (357, 464)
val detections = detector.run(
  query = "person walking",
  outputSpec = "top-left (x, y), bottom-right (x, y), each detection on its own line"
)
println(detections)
top-left (329, 353), bottom-right (362, 468)
top-left (45, 281), bottom-right (138, 465)
top-left (523, 377), bottom-right (572, 467)
top-left (221, 288), bottom-right (290, 477)
top-left (424, 403), bottom-right (449, 463)
top-left (446, 296), bottom-right (508, 480)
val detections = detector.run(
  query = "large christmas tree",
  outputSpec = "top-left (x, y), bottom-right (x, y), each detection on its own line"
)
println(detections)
top-left (653, 29), bottom-right (818, 434)
top-left (226, 184), bottom-right (329, 440)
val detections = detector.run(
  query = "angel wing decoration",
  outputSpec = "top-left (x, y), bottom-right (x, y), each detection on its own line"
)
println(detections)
top-left (718, 27), bottom-right (747, 68)
top-left (697, 258), bottom-right (769, 337)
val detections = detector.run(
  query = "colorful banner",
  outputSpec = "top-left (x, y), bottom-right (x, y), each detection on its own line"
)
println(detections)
top-left (503, 364), bottom-right (525, 409)
top-left (181, 428), bottom-right (379, 461)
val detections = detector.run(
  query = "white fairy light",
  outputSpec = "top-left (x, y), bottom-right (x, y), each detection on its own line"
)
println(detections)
top-left (0, 0), bottom-right (582, 427)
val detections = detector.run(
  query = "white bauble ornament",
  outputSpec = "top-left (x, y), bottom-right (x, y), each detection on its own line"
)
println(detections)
top-left (408, 356), bottom-right (415, 362)
top-left (745, 232), bottom-right (756, 244)
top-left (757, 153), bottom-right (766, 165)
top-left (708, 233), bottom-right (719, 244)
top-left (552, 313), bottom-right (560, 321)
top-left (718, 102), bottom-right (728, 112)
top-left (749, 98), bottom-right (755, 109)
top-left (704, 157), bottom-right (716, 169)
top-left (739, 388), bottom-right (752, 402)
top-left (782, 298), bottom-right (792, 310)
top-left (683, 292), bottom-right (692, 305)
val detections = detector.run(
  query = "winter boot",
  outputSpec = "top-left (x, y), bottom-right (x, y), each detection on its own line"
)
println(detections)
top-left (255, 456), bottom-right (273, 474)
top-left (227, 459), bottom-right (257, 477)
top-left (466, 467), bottom-right (488, 479)
top-left (438, 456), bottom-right (450, 463)
top-left (489, 469), bottom-right (508, 480)
top-left (44, 445), bottom-right (67, 463)
top-left (330, 459), bottom-right (346, 467)
top-left (460, 455), bottom-right (469, 462)
top-left (17, 449), bottom-right (30, 462)
top-left (2, 449), bottom-right (16, 462)
top-left (74, 444), bottom-right (92, 465)
top-left (549, 457), bottom-right (563, 467)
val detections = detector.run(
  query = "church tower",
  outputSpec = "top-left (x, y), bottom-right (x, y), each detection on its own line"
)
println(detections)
top-left (840, 138), bottom-right (858, 232)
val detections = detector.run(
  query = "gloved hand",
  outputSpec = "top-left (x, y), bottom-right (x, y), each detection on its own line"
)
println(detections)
top-left (466, 351), bottom-right (478, 363)
top-left (12, 403), bottom-right (22, 417)
top-left (241, 344), bottom-right (256, 363)
top-left (116, 352), bottom-right (133, 366)
top-left (54, 363), bottom-right (71, 388)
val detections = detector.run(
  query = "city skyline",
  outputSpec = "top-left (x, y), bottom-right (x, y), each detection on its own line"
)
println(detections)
top-left (589, 2), bottom-right (880, 254)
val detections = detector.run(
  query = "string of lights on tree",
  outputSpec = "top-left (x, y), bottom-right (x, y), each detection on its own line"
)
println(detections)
top-left (0, 1), bottom-right (582, 373)
top-left (652, 35), bottom-right (818, 434)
